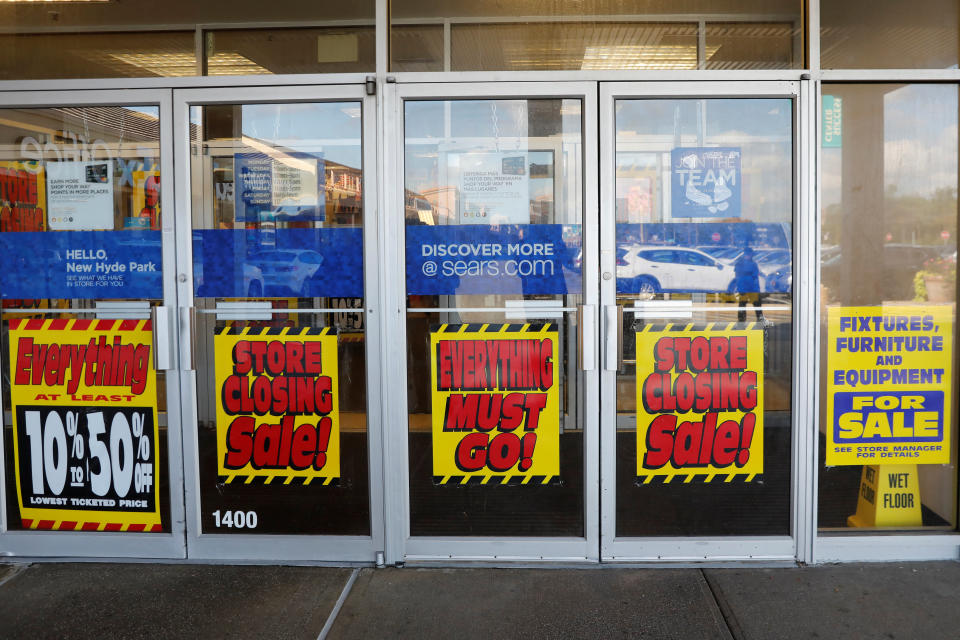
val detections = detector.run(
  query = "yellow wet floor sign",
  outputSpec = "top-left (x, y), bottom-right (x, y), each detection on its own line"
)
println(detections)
top-left (848, 464), bottom-right (922, 528)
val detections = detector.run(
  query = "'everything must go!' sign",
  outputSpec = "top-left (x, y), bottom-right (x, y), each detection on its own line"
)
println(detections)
top-left (430, 323), bottom-right (560, 484)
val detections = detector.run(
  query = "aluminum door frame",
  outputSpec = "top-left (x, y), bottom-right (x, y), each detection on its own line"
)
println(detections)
top-left (598, 80), bottom-right (815, 563)
top-left (382, 81), bottom-right (601, 564)
top-left (173, 84), bottom-right (385, 563)
top-left (0, 88), bottom-right (185, 560)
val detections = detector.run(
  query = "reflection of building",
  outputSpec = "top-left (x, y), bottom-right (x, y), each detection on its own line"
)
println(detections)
top-left (326, 161), bottom-right (362, 225)
top-left (405, 189), bottom-right (441, 224)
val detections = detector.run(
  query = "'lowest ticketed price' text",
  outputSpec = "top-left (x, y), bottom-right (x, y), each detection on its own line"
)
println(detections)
top-left (636, 324), bottom-right (765, 482)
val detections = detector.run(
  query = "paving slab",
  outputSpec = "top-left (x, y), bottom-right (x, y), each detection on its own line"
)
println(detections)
top-left (0, 563), bottom-right (352, 640)
top-left (330, 568), bottom-right (732, 640)
top-left (704, 562), bottom-right (960, 640)
top-left (0, 563), bottom-right (24, 586)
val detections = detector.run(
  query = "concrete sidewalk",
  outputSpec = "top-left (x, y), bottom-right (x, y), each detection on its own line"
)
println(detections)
top-left (0, 561), bottom-right (958, 639)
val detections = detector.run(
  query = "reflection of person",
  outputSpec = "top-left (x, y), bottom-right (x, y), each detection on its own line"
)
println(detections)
top-left (734, 247), bottom-right (764, 323)
top-left (138, 175), bottom-right (160, 230)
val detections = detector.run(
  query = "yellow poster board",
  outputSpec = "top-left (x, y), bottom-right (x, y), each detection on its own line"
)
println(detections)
top-left (8, 318), bottom-right (161, 532)
top-left (0, 160), bottom-right (46, 232)
top-left (430, 323), bottom-right (560, 485)
top-left (635, 322), bottom-right (765, 482)
top-left (214, 326), bottom-right (340, 484)
top-left (826, 306), bottom-right (953, 466)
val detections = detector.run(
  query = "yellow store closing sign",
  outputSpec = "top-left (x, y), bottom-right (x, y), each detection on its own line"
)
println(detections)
top-left (826, 306), bottom-right (953, 466)
top-left (214, 326), bottom-right (341, 484)
top-left (635, 323), bottom-right (765, 482)
top-left (430, 323), bottom-right (560, 485)
top-left (8, 318), bottom-right (162, 532)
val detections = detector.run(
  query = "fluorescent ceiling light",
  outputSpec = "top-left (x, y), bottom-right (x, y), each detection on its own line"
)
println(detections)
top-left (581, 44), bottom-right (719, 70)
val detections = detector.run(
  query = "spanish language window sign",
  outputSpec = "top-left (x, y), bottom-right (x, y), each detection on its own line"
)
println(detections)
top-left (457, 152), bottom-right (530, 225)
top-left (234, 152), bottom-right (325, 222)
top-left (214, 327), bottom-right (340, 484)
top-left (670, 147), bottom-right (741, 218)
top-left (8, 318), bottom-right (162, 532)
top-left (635, 323), bottom-right (764, 482)
top-left (405, 224), bottom-right (581, 296)
top-left (0, 230), bottom-right (162, 300)
top-left (0, 160), bottom-right (46, 232)
top-left (826, 306), bottom-right (953, 466)
top-left (429, 323), bottom-right (560, 485)
top-left (822, 95), bottom-right (842, 148)
top-left (47, 161), bottom-right (115, 230)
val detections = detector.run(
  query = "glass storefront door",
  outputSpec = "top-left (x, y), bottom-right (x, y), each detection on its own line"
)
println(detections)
top-left (174, 85), bottom-right (383, 562)
top-left (599, 82), bottom-right (801, 561)
top-left (0, 89), bottom-right (185, 559)
top-left (386, 83), bottom-right (600, 562)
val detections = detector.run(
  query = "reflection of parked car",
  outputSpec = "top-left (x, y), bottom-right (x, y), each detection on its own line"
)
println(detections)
top-left (249, 249), bottom-right (324, 296)
top-left (617, 245), bottom-right (736, 294)
top-left (821, 244), bottom-right (943, 300)
top-left (697, 245), bottom-right (742, 260)
top-left (724, 249), bottom-right (791, 292)
top-left (244, 264), bottom-right (264, 297)
top-left (765, 265), bottom-right (792, 293)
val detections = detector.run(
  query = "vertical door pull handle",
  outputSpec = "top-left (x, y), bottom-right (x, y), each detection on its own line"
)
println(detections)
top-left (604, 304), bottom-right (623, 371)
top-left (150, 305), bottom-right (173, 371)
top-left (577, 304), bottom-right (596, 371)
top-left (180, 306), bottom-right (196, 372)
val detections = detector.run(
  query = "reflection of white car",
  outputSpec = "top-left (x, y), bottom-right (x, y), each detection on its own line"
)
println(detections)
top-left (244, 264), bottom-right (264, 297)
top-left (617, 245), bottom-right (735, 294)
top-left (724, 249), bottom-right (792, 292)
top-left (249, 250), bottom-right (323, 295)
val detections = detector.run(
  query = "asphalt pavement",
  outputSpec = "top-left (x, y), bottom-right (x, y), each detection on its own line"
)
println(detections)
top-left (0, 560), bottom-right (958, 639)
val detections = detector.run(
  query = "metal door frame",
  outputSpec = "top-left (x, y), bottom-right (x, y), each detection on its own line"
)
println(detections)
top-left (598, 80), bottom-right (816, 564)
top-left (382, 81), bottom-right (601, 564)
top-left (173, 83), bottom-right (385, 563)
top-left (0, 88), bottom-right (186, 560)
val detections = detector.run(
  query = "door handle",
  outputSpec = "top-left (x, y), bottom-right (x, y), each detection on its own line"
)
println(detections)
top-left (577, 304), bottom-right (596, 371)
top-left (604, 304), bottom-right (623, 372)
top-left (180, 306), bottom-right (196, 371)
top-left (150, 305), bottom-right (173, 371)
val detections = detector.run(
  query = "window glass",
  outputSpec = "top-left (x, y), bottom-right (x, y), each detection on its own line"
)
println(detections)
top-left (0, 0), bottom-right (374, 79)
top-left (819, 84), bottom-right (959, 532)
top-left (206, 27), bottom-right (375, 75)
top-left (705, 22), bottom-right (797, 70)
top-left (391, 25), bottom-right (445, 72)
top-left (391, 0), bottom-right (804, 71)
top-left (0, 32), bottom-right (197, 80)
top-left (821, 1), bottom-right (959, 69)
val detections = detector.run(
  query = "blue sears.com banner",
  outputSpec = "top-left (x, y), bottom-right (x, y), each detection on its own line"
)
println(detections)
top-left (406, 224), bottom-right (581, 295)
top-left (234, 152), bottom-right (326, 222)
top-left (194, 227), bottom-right (363, 298)
top-left (671, 147), bottom-right (741, 218)
top-left (0, 230), bottom-right (162, 299)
